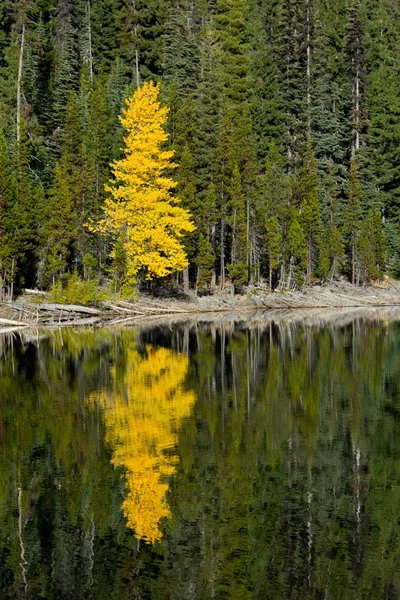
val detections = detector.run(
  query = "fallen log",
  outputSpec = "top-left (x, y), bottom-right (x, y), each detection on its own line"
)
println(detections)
top-left (118, 301), bottom-right (190, 314)
top-left (24, 289), bottom-right (47, 296)
top-left (0, 326), bottom-right (29, 333)
top-left (0, 317), bottom-right (30, 327)
top-left (38, 303), bottom-right (101, 315)
top-left (104, 302), bottom-right (146, 315)
top-left (46, 317), bottom-right (101, 328)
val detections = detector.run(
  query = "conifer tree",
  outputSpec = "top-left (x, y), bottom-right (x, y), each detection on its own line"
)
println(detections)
top-left (215, 0), bottom-right (250, 106)
top-left (281, 0), bottom-right (308, 167)
top-left (40, 161), bottom-right (77, 285)
top-left (163, 0), bottom-right (199, 97)
top-left (227, 163), bottom-right (247, 290)
top-left (52, 16), bottom-right (79, 134)
top-left (343, 157), bottom-right (363, 284)
top-left (284, 205), bottom-right (307, 287)
top-left (323, 161), bottom-right (345, 278)
top-left (249, 0), bottom-right (284, 158)
top-left (265, 216), bottom-right (281, 291)
top-left (259, 142), bottom-right (286, 287)
top-left (345, 1), bottom-right (367, 157)
top-left (295, 140), bottom-right (321, 278)
top-left (358, 207), bottom-right (386, 282)
top-left (6, 119), bottom-right (37, 293)
top-left (0, 130), bottom-right (14, 298)
top-left (196, 182), bottom-right (218, 288)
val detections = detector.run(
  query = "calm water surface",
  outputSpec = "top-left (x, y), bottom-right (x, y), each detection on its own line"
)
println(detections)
top-left (0, 313), bottom-right (400, 599)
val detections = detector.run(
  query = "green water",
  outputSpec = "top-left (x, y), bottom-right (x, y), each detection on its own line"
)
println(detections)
top-left (0, 314), bottom-right (400, 599)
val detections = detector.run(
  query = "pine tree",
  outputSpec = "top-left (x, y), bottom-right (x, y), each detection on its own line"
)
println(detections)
top-left (162, 0), bottom-right (199, 97)
top-left (265, 215), bottom-right (281, 291)
top-left (345, 1), bottom-right (367, 157)
top-left (295, 139), bottom-right (321, 278)
top-left (358, 206), bottom-right (386, 282)
top-left (52, 16), bottom-right (79, 134)
top-left (0, 130), bottom-right (14, 298)
top-left (248, 0), bottom-right (284, 158)
top-left (227, 163), bottom-right (247, 290)
top-left (284, 204), bottom-right (307, 287)
top-left (193, 21), bottom-right (222, 197)
top-left (58, 92), bottom-right (95, 266)
top-left (215, 0), bottom-right (250, 106)
top-left (323, 160), bottom-right (345, 278)
top-left (343, 157), bottom-right (363, 284)
top-left (6, 118), bottom-right (37, 293)
top-left (119, 0), bottom-right (165, 84)
top-left (259, 142), bottom-right (286, 283)
top-left (39, 161), bottom-right (77, 285)
top-left (196, 182), bottom-right (218, 288)
top-left (281, 0), bottom-right (308, 168)
top-left (93, 81), bottom-right (195, 285)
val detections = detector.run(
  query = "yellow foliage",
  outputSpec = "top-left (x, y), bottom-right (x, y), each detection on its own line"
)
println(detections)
top-left (95, 81), bottom-right (195, 281)
top-left (89, 344), bottom-right (195, 543)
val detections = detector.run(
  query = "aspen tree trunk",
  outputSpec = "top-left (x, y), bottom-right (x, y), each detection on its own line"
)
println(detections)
top-left (183, 266), bottom-right (189, 293)
top-left (16, 23), bottom-right (25, 142)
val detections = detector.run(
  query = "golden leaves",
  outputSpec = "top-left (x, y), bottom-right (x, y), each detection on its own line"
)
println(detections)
top-left (90, 344), bottom-right (195, 544)
top-left (95, 81), bottom-right (195, 281)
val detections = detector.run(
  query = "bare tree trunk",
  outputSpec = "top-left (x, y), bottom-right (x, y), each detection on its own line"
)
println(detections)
top-left (17, 23), bottom-right (25, 142)
top-left (10, 258), bottom-right (14, 301)
top-left (183, 266), bottom-right (189, 293)
top-left (306, 0), bottom-right (311, 135)
top-left (87, 1), bottom-right (94, 82)
top-left (307, 239), bottom-right (312, 279)
top-left (220, 200), bottom-right (225, 289)
top-left (355, 66), bottom-right (360, 153)
top-left (352, 66), bottom-right (360, 156)
top-left (18, 483), bottom-right (28, 596)
top-left (246, 198), bottom-right (250, 279)
top-left (135, 33), bottom-right (140, 88)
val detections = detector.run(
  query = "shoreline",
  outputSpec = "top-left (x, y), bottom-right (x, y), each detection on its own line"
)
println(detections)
top-left (0, 279), bottom-right (399, 331)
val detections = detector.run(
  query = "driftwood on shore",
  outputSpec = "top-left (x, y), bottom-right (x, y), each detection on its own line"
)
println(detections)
top-left (0, 278), bottom-right (398, 331)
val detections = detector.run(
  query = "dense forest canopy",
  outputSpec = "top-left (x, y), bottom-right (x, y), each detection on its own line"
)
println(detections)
top-left (0, 0), bottom-right (399, 297)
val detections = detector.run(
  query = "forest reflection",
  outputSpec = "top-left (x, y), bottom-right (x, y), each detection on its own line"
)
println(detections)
top-left (0, 314), bottom-right (399, 599)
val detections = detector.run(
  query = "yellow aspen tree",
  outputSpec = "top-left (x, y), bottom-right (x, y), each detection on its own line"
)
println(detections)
top-left (97, 81), bottom-right (195, 282)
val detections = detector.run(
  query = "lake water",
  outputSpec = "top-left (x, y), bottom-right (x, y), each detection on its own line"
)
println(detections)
top-left (0, 311), bottom-right (400, 599)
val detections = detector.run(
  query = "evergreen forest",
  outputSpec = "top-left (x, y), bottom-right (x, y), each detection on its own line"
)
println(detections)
top-left (0, 0), bottom-right (399, 297)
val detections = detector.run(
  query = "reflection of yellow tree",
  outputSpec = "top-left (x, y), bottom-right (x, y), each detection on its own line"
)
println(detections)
top-left (90, 345), bottom-right (195, 543)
